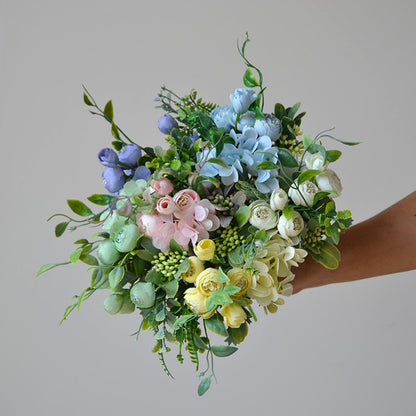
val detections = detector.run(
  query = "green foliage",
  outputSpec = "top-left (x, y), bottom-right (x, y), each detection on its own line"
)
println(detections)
top-left (67, 200), bottom-right (93, 217)
top-left (211, 345), bottom-right (238, 357)
top-left (198, 377), bottom-right (212, 396)
top-left (234, 205), bottom-right (251, 227)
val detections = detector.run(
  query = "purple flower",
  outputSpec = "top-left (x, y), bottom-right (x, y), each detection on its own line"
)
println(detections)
top-left (118, 144), bottom-right (141, 168)
top-left (189, 130), bottom-right (199, 143)
top-left (102, 167), bottom-right (125, 193)
top-left (133, 166), bottom-right (151, 181)
top-left (98, 148), bottom-right (118, 167)
top-left (157, 114), bottom-right (177, 134)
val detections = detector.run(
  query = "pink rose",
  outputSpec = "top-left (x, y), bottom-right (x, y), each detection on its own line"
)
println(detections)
top-left (151, 178), bottom-right (173, 196)
top-left (156, 196), bottom-right (175, 215)
top-left (137, 214), bottom-right (163, 237)
top-left (152, 222), bottom-right (176, 253)
top-left (173, 189), bottom-right (199, 218)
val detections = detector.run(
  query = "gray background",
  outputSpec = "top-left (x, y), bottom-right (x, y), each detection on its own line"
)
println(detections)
top-left (1, 0), bottom-right (415, 415)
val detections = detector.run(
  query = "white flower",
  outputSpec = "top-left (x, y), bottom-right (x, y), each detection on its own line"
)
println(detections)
top-left (316, 169), bottom-right (343, 197)
top-left (288, 180), bottom-right (318, 206)
top-left (249, 200), bottom-right (279, 230)
top-left (277, 211), bottom-right (304, 239)
top-left (246, 260), bottom-right (279, 306)
top-left (270, 188), bottom-right (288, 211)
top-left (304, 153), bottom-right (326, 170)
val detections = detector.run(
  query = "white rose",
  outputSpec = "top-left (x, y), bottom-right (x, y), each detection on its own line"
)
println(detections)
top-left (304, 153), bottom-right (326, 170)
top-left (277, 211), bottom-right (304, 239)
top-left (316, 169), bottom-right (343, 197)
top-left (288, 180), bottom-right (318, 206)
top-left (270, 188), bottom-right (288, 211)
top-left (249, 201), bottom-right (279, 230)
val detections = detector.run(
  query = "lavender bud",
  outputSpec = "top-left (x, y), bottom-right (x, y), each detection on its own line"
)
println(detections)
top-left (157, 114), bottom-right (177, 134)
top-left (118, 144), bottom-right (142, 168)
top-left (98, 148), bottom-right (118, 167)
top-left (102, 167), bottom-right (125, 193)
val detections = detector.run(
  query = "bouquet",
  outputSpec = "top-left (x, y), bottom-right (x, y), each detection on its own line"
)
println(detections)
top-left (37, 34), bottom-right (358, 395)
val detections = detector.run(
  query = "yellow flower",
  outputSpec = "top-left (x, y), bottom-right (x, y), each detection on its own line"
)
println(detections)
top-left (196, 268), bottom-right (221, 297)
top-left (184, 288), bottom-right (215, 319)
top-left (227, 268), bottom-right (254, 297)
top-left (194, 239), bottom-right (216, 261)
top-left (220, 303), bottom-right (247, 328)
top-left (181, 256), bottom-right (204, 284)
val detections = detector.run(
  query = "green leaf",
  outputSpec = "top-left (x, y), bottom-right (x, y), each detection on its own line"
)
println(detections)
top-left (172, 314), bottom-right (197, 329)
top-left (205, 316), bottom-right (228, 336)
top-left (140, 237), bottom-right (159, 254)
top-left (312, 191), bottom-right (335, 205)
top-left (223, 285), bottom-right (241, 296)
top-left (326, 149), bottom-right (342, 163)
top-left (70, 247), bottom-right (83, 264)
top-left (197, 377), bottom-right (211, 396)
top-left (36, 263), bottom-right (63, 277)
top-left (282, 205), bottom-right (294, 220)
top-left (136, 249), bottom-right (155, 262)
top-left (243, 68), bottom-right (260, 87)
top-left (67, 200), bottom-right (93, 217)
top-left (160, 278), bottom-right (179, 298)
top-left (234, 205), bottom-right (251, 228)
top-left (207, 157), bottom-right (229, 169)
top-left (111, 122), bottom-right (120, 140)
top-left (287, 102), bottom-right (301, 119)
top-left (174, 258), bottom-right (190, 279)
top-left (207, 290), bottom-right (232, 306)
top-left (103, 100), bottom-right (114, 120)
top-left (80, 254), bottom-right (99, 266)
top-left (278, 148), bottom-right (298, 168)
top-left (87, 194), bottom-right (116, 206)
top-left (298, 169), bottom-right (323, 185)
top-left (227, 247), bottom-right (244, 268)
top-left (83, 92), bottom-right (93, 106)
top-left (55, 222), bottom-right (69, 237)
top-left (226, 323), bottom-right (248, 344)
top-left (255, 161), bottom-right (279, 170)
top-left (144, 269), bottom-right (164, 285)
top-left (169, 239), bottom-right (184, 253)
top-left (109, 266), bottom-right (125, 290)
top-left (274, 103), bottom-right (286, 120)
top-left (309, 240), bottom-right (340, 269)
top-left (217, 267), bottom-right (229, 284)
top-left (211, 345), bottom-right (238, 357)
top-left (193, 335), bottom-right (208, 350)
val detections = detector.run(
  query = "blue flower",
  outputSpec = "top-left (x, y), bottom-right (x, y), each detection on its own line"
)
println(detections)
top-left (118, 144), bottom-right (142, 168)
top-left (254, 114), bottom-right (282, 141)
top-left (132, 166), bottom-right (151, 181)
top-left (157, 113), bottom-right (177, 134)
top-left (233, 111), bottom-right (255, 131)
top-left (189, 130), bottom-right (199, 143)
top-left (102, 167), bottom-right (125, 193)
top-left (98, 148), bottom-right (118, 167)
top-left (210, 105), bottom-right (235, 133)
top-left (229, 88), bottom-right (257, 114)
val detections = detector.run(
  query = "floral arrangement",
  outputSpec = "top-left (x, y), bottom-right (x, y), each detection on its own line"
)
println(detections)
top-left (37, 35), bottom-right (358, 395)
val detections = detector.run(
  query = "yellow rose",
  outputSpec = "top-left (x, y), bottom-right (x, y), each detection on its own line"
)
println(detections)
top-left (194, 239), bottom-right (216, 261)
top-left (184, 288), bottom-right (215, 319)
top-left (227, 268), bottom-right (254, 297)
top-left (181, 256), bottom-right (204, 284)
top-left (220, 303), bottom-right (247, 328)
top-left (196, 268), bottom-right (221, 297)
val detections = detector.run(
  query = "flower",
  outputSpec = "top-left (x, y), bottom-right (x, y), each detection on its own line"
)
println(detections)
top-left (118, 144), bottom-right (142, 168)
top-left (277, 211), bottom-right (304, 239)
top-left (288, 180), bottom-right (318, 206)
top-left (196, 268), bottom-right (221, 296)
top-left (220, 303), bottom-right (247, 328)
top-left (184, 288), bottom-right (215, 319)
top-left (98, 148), bottom-right (118, 167)
top-left (156, 196), bottom-right (175, 215)
top-left (181, 256), bottom-right (205, 284)
top-left (230, 88), bottom-right (257, 114)
top-left (194, 239), bottom-right (216, 261)
top-left (132, 166), bottom-right (151, 181)
top-left (253, 114), bottom-right (282, 141)
top-left (210, 105), bottom-right (235, 132)
top-left (102, 166), bottom-right (125, 193)
top-left (316, 169), bottom-right (343, 197)
top-left (246, 260), bottom-right (278, 306)
top-left (151, 177), bottom-right (173, 196)
top-left (173, 189), bottom-right (199, 217)
top-left (304, 152), bottom-right (326, 170)
top-left (249, 200), bottom-right (278, 230)
top-left (157, 113), bottom-right (177, 134)
top-left (227, 268), bottom-right (254, 297)
top-left (234, 111), bottom-right (255, 130)
top-left (270, 188), bottom-right (288, 211)
top-left (114, 224), bottom-right (141, 252)
top-left (137, 214), bottom-right (163, 238)
top-left (97, 239), bottom-right (121, 265)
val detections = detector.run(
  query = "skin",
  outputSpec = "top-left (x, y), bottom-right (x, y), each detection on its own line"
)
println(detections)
top-left (292, 191), bottom-right (416, 294)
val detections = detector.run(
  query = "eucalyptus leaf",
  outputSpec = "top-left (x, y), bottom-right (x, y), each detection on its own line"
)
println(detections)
top-left (198, 377), bottom-right (211, 396)
top-left (109, 266), bottom-right (125, 290)
top-left (211, 345), bottom-right (238, 357)
top-left (207, 158), bottom-right (229, 168)
top-left (172, 314), bottom-right (197, 329)
top-left (205, 315), bottom-right (228, 336)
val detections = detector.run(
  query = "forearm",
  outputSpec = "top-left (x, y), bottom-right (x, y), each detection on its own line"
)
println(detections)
top-left (292, 191), bottom-right (416, 293)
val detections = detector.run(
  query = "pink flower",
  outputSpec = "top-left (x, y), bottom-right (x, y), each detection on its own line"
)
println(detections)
top-left (156, 196), bottom-right (175, 215)
top-left (151, 178), bottom-right (173, 196)
top-left (137, 214), bottom-right (163, 237)
top-left (152, 222), bottom-right (176, 253)
top-left (195, 199), bottom-right (220, 231)
top-left (173, 189), bottom-right (199, 218)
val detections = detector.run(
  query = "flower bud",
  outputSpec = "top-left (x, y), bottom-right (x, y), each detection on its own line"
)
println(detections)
top-left (182, 256), bottom-right (204, 284)
top-left (132, 166), bottom-right (151, 181)
top-left (316, 169), bottom-right (343, 197)
top-left (194, 239), bottom-right (216, 261)
top-left (157, 113), bottom-right (177, 134)
top-left (220, 303), bottom-right (247, 328)
top-left (229, 88), bottom-right (257, 114)
top-left (97, 239), bottom-right (121, 265)
top-left (118, 144), bottom-right (142, 168)
top-left (270, 188), bottom-right (288, 211)
top-left (254, 114), bottom-right (282, 141)
top-left (130, 282), bottom-right (155, 309)
top-left (288, 180), bottom-right (318, 206)
top-left (102, 167), bottom-right (125, 193)
top-left (248, 200), bottom-right (278, 230)
top-left (184, 288), bottom-right (215, 319)
top-left (114, 224), bottom-right (140, 252)
top-left (277, 211), bottom-right (304, 239)
top-left (98, 148), bottom-right (118, 167)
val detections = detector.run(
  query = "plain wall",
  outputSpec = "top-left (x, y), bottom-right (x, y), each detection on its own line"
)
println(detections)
top-left (1, 0), bottom-right (415, 415)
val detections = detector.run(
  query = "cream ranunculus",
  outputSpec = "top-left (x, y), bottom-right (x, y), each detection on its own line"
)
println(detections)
top-left (277, 211), bottom-right (304, 239)
top-left (196, 268), bottom-right (221, 297)
top-left (220, 303), bottom-right (247, 328)
top-left (305, 152), bottom-right (326, 170)
top-left (246, 260), bottom-right (278, 306)
top-left (270, 188), bottom-right (288, 211)
top-left (316, 169), bottom-right (343, 197)
top-left (194, 239), bottom-right (216, 261)
top-left (227, 268), bottom-right (254, 297)
top-left (181, 256), bottom-right (204, 284)
top-left (184, 288), bottom-right (215, 319)
top-left (288, 180), bottom-right (318, 206)
top-left (249, 200), bottom-right (278, 230)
